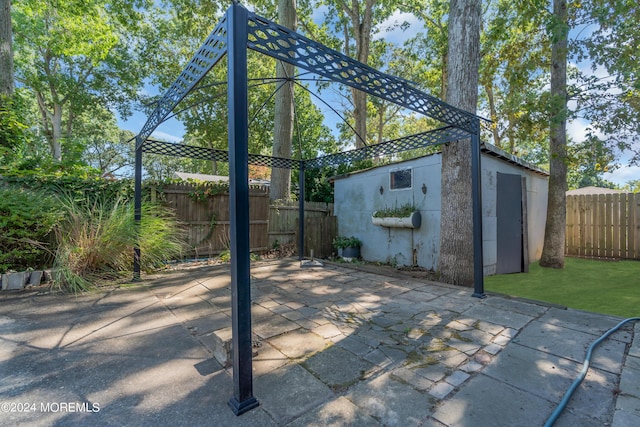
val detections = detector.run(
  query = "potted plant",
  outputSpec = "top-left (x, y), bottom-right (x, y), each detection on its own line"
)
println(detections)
top-left (372, 203), bottom-right (421, 229)
top-left (333, 235), bottom-right (362, 260)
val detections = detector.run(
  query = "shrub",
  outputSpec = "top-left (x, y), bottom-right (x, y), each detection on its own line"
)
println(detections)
top-left (53, 196), bottom-right (187, 292)
top-left (332, 235), bottom-right (362, 249)
top-left (372, 203), bottom-right (417, 218)
top-left (0, 187), bottom-right (62, 273)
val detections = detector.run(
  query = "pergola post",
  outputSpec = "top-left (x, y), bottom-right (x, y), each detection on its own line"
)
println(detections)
top-left (133, 138), bottom-right (143, 281)
top-left (298, 161), bottom-right (305, 260)
top-left (471, 130), bottom-right (485, 298)
top-left (227, 3), bottom-right (259, 416)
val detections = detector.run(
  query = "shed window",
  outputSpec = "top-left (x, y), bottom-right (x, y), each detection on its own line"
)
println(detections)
top-left (390, 168), bottom-right (412, 190)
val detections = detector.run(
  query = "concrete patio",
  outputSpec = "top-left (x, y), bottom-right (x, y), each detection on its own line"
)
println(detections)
top-left (0, 259), bottom-right (638, 426)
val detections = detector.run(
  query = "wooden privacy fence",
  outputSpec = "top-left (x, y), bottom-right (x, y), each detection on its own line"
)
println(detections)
top-left (566, 193), bottom-right (640, 259)
top-left (269, 200), bottom-right (337, 258)
top-left (295, 216), bottom-right (338, 259)
top-left (153, 184), bottom-right (337, 259)
top-left (155, 184), bottom-right (270, 258)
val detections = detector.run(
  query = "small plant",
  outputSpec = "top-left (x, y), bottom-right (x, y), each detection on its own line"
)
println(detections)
top-left (373, 203), bottom-right (417, 218)
top-left (333, 235), bottom-right (362, 249)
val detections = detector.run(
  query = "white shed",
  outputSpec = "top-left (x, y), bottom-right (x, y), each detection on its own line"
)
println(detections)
top-left (332, 144), bottom-right (549, 276)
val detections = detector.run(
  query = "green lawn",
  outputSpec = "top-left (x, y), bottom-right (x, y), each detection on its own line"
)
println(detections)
top-left (485, 257), bottom-right (640, 318)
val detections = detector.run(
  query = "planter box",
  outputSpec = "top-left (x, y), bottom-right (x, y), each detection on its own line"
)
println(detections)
top-left (340, 246), bottom-right (361, 259)
top-left (29, 271), bottom-right (44, 286)
top-left (371, 211), bottom-right (421, 229)
top-left (1, 272), bottom-right (29, 290)
top-left (337, 246), bottom-right (361, 260)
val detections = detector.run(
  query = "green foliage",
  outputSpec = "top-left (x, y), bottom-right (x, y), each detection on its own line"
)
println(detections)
top-left (373, 203), bottom-right (417, 218)
top-left (622, 180), bottom-right (640, 193)
top-left (0, 95), bottom-right (29, 159)
top-left (0, 173), bottom-right (134, 204)
top-left (186, 181), bottom-right (230, 201)
top-left (53, 196), bottom-right (187, 293)
top-left (12, 0), bottom-right (157, 162)
top-left (0, 186), bottom-right (63, 273)
top-left (332, 235), bottom-right (362, 249)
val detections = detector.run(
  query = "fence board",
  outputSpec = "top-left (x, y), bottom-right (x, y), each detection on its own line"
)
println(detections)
top-left (566, 196), bottom-right (576, 255)
top-left (579, 195), bottom-right (586, 257)
top-left (295, 216), bottom-right (338, 259)
top-left (629, 193), bottom-right (636, 259)
top-left (156, 184), bottom-right (270, 257)
top-left (629, 194), bottom-right (640, 259)
top-left (597, 194), bottom-right (605, 257)
top-left (565, 192), bottom-right (639, 260)
top-left (605, 194), bottom-right (612, 258)
top-left (584, 195), bottom-right (593, 257)
top-left (612, 194), bottom-right (620, 258)
top-left (268, 200), bottom-right (335, 249)
top-left (620, 193), bottom-right (627, 258)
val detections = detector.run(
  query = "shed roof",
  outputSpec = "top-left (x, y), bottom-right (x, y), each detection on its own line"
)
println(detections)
top-left (330, 142), bottom-right (549, 182)
top-left (566, 186), bottom-right (625, 195)
top-left (173, 172), bottom-right (270, 186)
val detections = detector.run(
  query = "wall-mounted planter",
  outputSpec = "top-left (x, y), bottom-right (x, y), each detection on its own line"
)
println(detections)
top-left (372, 211), bottom-right (421, 229)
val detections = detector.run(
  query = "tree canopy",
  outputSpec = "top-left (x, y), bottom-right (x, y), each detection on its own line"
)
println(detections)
top-left (2, 0), bottom-right (637, 191)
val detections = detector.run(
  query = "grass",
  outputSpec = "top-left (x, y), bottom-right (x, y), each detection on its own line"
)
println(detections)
top-left (485, 257), bottom-right (640, 319)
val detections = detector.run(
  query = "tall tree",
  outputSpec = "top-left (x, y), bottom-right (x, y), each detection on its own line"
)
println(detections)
top-left (321, 0), bottom-right (399, 149)
top-left (270, 0), bottom-right (297, 201)
top-left (540, 0), bottom-right (569, 268)
top-left (0, 0), bottom-right (14, 96)
top-left (479, 0), bottom-right (549, 154)
top-left (438, 0), bottom-right (481, 285)
top-left (340, 0), bottom-right (374, 149)
top-left (12, 0), bottom-right (152, 162)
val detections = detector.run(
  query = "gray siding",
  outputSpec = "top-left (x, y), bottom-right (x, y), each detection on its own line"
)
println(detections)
top-left (333, 153), bottom-right (548, 276)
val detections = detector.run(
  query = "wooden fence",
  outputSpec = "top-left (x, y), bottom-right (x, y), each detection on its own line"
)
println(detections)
top-left (566, 193), bottom-right (640, 259)
top-left (295, 216), bottom-right (338, 259)
top-left (154, 184), bottom-right (337, 258)
top-left (156, 184), bottom-right (270, 258)
top-left (269, 200), bottom-right (337, 258)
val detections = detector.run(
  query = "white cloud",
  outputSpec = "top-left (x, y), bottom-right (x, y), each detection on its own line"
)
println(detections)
top-left (374, 11), bottom-right (425, 45)
top-left (566, 117), bottom-right (589, 143)
top-left (603, 165), bottom-right (640, 186)
top-left (150, 130), bottom-right (183, 143)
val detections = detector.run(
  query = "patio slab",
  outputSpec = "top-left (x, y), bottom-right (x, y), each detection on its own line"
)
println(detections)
top-left (0, 259), bottom-right (638, 426)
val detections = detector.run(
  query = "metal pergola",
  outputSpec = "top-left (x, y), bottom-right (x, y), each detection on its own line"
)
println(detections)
top-left (133, 2), bottom-right (484, 415)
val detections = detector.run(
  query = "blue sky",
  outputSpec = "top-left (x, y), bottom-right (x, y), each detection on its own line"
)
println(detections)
top-left (118, 8), bottom-right (637, 186)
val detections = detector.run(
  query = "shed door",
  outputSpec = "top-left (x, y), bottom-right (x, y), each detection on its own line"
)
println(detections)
top-left (496, 173), bottom-right (523, 274)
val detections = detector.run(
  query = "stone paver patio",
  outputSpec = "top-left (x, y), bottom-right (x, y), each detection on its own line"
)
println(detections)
top-left (0, 259), bottom-right (638, 426)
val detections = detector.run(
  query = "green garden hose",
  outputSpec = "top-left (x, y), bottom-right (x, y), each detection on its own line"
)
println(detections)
top-left (544, 317), bottom-right (640, 427)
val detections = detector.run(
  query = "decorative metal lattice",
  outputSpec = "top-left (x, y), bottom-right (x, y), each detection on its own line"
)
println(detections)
top-left (143, 139), bottom-right (298, 170)
top-left (144, 125), bottom-right (470, 171)
top-left (247, 12), bottom-right (480, 135)
top-left (306, 126), bottom-right (471, 169)
top-left (137, 15), bottom-right (229, 146)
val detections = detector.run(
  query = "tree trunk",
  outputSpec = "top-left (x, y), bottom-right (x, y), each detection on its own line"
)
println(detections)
top-left (50, 103), bottom-right (63, 162)
top-left (342, 0), bottom-right (374, 149)
top-left (438, 0), bottom-right (481, 286)
top-left (270, 0), bottom-right (297, 201)
top-left (540, 0), bottom-right (568, 269)
top-left (0, 0), bottom-right (14, 96)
